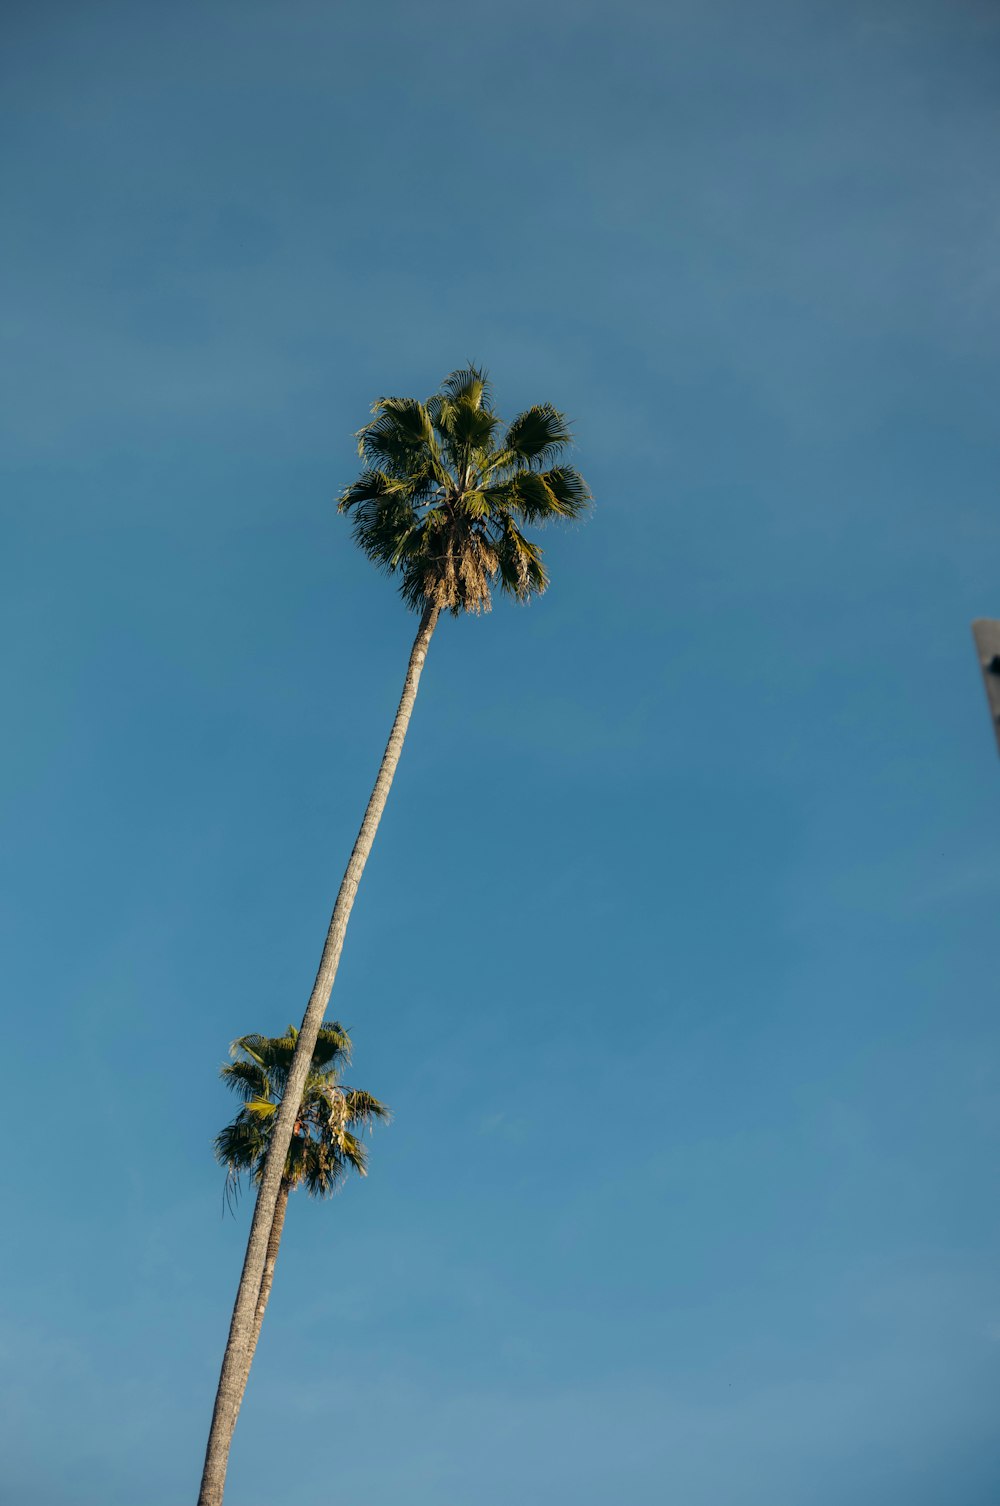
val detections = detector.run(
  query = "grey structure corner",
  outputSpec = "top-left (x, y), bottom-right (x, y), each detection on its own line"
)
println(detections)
top-left (971, 619), bottom-right (1000, 757)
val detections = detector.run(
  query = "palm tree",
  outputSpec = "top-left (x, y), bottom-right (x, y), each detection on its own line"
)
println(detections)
top-left (214, 1022), bottom-right (388, 1399)
top-left (198, 366), bottom-right (591, 1505)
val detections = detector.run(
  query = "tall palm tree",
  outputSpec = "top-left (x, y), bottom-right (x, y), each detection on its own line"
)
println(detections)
top-left (198, 366), bottom-right (591, 1505)
top-left (214, 1022), bottom-right (388, 1398)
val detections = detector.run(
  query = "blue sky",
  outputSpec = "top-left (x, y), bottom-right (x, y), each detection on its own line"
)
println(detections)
top-left (3, 1), bottom-right (1000, 1501)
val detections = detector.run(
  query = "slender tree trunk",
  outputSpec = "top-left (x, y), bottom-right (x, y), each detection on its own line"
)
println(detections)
top-left (198, 603), bottom-right (440, 1506)
top-left (233, 1179), bottom-right (290, 1414)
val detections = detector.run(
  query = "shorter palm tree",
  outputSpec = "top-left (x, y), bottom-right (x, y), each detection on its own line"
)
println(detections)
top-left (214, 1023), bottom-right (389, 1395)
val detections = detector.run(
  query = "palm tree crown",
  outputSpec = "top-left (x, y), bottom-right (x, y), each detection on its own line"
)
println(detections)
top-left (338, 365), bottom-right (591, 614)
top-left (215, 1023), bottom-right (389, 1202)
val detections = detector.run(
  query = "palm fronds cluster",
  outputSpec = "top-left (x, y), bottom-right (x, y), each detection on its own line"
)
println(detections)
top-left (339, 366), bottom-right (591, 613)
top-left (215, 1023), bottom-right (389, 1205)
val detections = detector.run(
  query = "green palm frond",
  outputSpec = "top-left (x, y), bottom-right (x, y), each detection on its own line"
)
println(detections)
top-left (339, 366), bottom-right (592, 616)
top-left (310, 1023), bottom-right (353, 1071)
top-left (501, 403), bottom-right (574, 467)
top-left (337, 1130), bottom-right (369, 1178)
top-left (438, 401), bottom-right (502, 455)
top-left (261, 1021), bottom-right (352, 1073)
top-left (229, 1035), bottom-right (269, 1068)
top-left (488, 466), bottom-right (591, 525)
top-left (439, 365), bottom-right (492, 408)
top-left (343, 1088), bottom-right (391, 1128)
top-left (245, 1096), bottom-right (277, 1119)
top-left (301, 1142), bottom-right (350, 1198)
top-left (339, 469), bottom-right (409, 510)
top-left (538, 465), bottom-right (591, 516)
top-left (215, 1114), bottom-right (270, 1210)
top-left (300, 1128), bottom-right (368, 1196)
top-left (215, 1115), bottom-right (268, 1173)
top-left (226, 1023), bottom-right (352, 1094)
top-left (357, 398), bottom-right (444, 481)
top-left (495, 518), bottom-right (548, 600)
top-left (220, 1058), bottom-right (270, 1103)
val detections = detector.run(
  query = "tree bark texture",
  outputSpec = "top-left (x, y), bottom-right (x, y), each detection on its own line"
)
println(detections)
top-left (198, 603), bottom-right (440, 1506)
top-left (234, 1178), bottom-right (290, 1414)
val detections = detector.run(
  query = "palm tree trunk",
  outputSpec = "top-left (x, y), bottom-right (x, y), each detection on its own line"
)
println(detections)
top-left (198, 602), bottom-right (440, 1506)
top-left (233, 1178), bottom-right (290, 1414)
